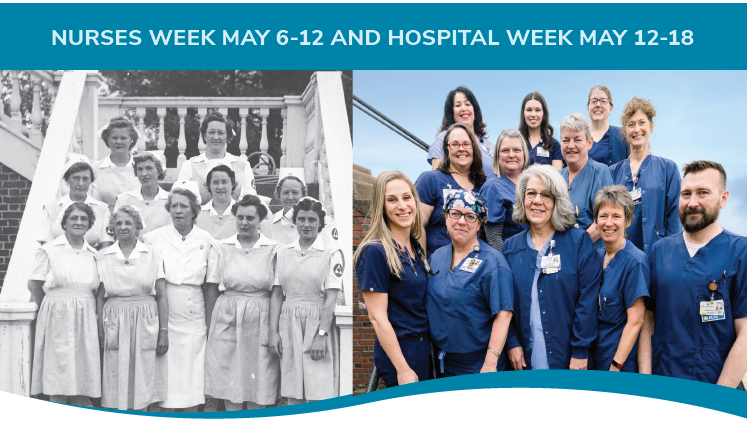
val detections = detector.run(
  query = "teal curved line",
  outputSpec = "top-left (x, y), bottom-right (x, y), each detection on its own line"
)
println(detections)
top-left (84, 371), bottom-right (747, 419)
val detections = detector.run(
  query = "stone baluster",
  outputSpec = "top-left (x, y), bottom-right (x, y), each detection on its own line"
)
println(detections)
top-left (10, 70), bottom-right (22, 133)
top-left (30, 75), bottom-right (43, 145)
top-left (156, 107), bottom-right (167, 156)
top-left (177, 107), bottom-right (187, 167)
top-left (259, 108), bottom-right (270, 154)
top-left (70, 114), bottom-right (82, 154)
top-left (280, 107), bottom-right (288, 168)
top-left (239, 108), bottom-right (249, 159)
top-left (48, 84), bottom-right (58, 115)
top-left (197, 107), bottom-right (207, 153)
top-left (136, 107), bottom-right (146, 151)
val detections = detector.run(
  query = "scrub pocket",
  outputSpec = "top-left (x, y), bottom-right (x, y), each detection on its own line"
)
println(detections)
top-left (692, 342), bottom-right (732, 383)
top-left (599, 294), bottom-right (625, 325)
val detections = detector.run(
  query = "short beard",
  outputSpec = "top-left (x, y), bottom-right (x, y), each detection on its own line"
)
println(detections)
top-left (680, 206), bottom-right (719, 233)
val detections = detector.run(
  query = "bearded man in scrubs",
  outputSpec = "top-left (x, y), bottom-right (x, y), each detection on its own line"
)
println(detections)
top-left (638, 160), bottom-right (747, 388)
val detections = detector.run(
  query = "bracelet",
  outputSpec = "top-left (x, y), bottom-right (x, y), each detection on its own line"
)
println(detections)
top-left (159, 328), bottom-right (168, 331)
top-left (487, 347), bottom-right (500, 357)
top-left (611, 359), bottom-right (624, 370)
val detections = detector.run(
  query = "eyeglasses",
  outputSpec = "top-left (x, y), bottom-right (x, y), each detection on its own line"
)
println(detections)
top-left (448, 140), bottom-right (473, 150)
top-left (588, 98), bottom-right (611, 106)
top-left (446, 209), bottom-right (479, 223)
top-left (207, 130), bottom-right (227, 137)
top-left (524, 188), bottom-right (555, 203)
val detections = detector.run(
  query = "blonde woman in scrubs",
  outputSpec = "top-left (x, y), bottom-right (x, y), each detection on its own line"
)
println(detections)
top-left (28, 202), bottom-right (101, 406)
top-left (205, 195), bottom-right (281, 410)
top-left (269, 197), bottom-right (342, 404)
top-left (96, 205), bottom-right (169, 410)
top-left (144, 181), bottom-right (221, 412)
top-left (91, 116), bottom-right (141, 212)
top-left (195, 164), bottom-right (237, 240)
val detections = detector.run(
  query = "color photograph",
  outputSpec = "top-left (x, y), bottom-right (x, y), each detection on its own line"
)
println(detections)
top-left (352, 70), bottom-right (747, 392)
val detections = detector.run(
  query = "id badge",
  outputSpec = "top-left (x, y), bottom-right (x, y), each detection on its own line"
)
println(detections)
top-left (630, 188), bottom-right (642, 205)
top-left (541, 254), bottom-right (561, 274)
top-left (460, 258), bottom-right (482, 273)
top-left (537, 146), bottom-right (550, 158)
top-left (700, 300), bottom-right (725, 322)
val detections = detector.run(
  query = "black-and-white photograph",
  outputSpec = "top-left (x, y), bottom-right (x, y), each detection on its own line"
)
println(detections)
top-left (0, 70), bottom-right (353, 411)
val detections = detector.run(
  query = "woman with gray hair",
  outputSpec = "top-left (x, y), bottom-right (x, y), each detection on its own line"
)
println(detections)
top-left (96, 205), bottom-right (169, 410)
top-left (144, 182), bottom-right (221, 411)
top-left (590, 185), bottom-right (650, 372)
top-left (503, 165), bottom-right (602, 370)
top-left (479, 129), bottom-right (530, 251)
top-left (29, 202), bottom-right (101, 406)
top-left (559, 113), bottom-right (614, 248)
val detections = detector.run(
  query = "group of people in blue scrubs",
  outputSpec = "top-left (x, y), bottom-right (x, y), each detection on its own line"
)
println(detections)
top-left (355, 84), bottom-right (747, 390)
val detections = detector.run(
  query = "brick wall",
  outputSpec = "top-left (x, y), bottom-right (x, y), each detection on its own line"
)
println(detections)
top-left (353, 210), bottom-right (384, 393)
top-left (0, 163), bottom-right (32, 288)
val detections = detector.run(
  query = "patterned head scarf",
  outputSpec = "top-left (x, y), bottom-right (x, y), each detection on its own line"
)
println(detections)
top-left (443, 190), bottom-right (488, 222)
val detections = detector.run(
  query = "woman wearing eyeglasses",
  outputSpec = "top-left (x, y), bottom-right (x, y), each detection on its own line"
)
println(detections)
top-left (177, 111), bottom-right (257, 205)
top-left (426, 190), bottom-right (514, 377)
top-left (503, 165), bottom-right (602, 371)
top-left (587, 85), bottom-right (629, 167)
top-left (416, 123), bottom-right (487, 258)
top-left (427, 86), bottom-right (494, 177)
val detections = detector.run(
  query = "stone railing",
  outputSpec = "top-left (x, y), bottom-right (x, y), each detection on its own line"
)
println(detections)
top-left (97, 97), bottom-right (294, 178)
top-left (0, 70), bottom-right (353, 397)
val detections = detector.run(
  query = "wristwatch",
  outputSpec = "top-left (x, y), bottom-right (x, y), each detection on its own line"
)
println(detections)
top-left (611, 359), bottom-right (624, 370)
top-left (318, 329), bottom-right (328, 337)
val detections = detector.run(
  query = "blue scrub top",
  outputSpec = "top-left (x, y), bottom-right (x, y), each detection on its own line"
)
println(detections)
top-left (648, 231), bottom-right (747, 384)
top-left (610, 154), bottom-right (682, 255)
top-left (588, 125), bottom-right (628, 166)
top-left (592, 240), bottom-right (650, 372)
top-left (426, 239), bottom-right (514, 354)
top-left (504, 228), bottom-right (601, 369)
top-left (526, 137), bottom-right (564, 167)
top-left (479, 174), bottom-right (528, 240)
top-left (427, 131), bottom-right (495, 177)
top-left (415, 169), bottom-right (483, 258)
top-left (560, 158), bottom-right (614, 248)
top-left (527, 231), bottom-right (554, 369)
top-left (356, 238), bottom-right (430, 338)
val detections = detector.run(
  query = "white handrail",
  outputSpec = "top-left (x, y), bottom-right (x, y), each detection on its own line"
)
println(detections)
top-left (0, 71), bottom-right (87, 303)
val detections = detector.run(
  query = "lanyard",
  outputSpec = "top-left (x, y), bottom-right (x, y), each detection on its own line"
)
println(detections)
top-left (405, 246), bottom-right (417, 276)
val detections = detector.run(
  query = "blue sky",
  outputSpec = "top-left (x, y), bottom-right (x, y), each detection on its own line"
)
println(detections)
top-left (353, 70), bottom-right (747, 235)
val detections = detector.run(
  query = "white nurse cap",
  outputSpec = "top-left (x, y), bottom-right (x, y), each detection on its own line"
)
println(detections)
top-left (170, 180), bottom-right (202, 204)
